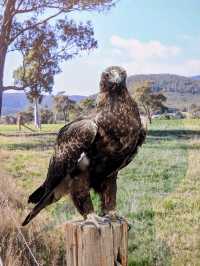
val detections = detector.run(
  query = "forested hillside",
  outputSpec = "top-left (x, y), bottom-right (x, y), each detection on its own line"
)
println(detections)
top-left (127, 74), bottom-right (200, 94)
top-left (3, 74), bottom-right (200, 115)
top-left (128, 74), bottom-right (200, 109)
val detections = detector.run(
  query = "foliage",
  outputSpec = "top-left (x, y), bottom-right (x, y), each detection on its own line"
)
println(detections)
top-left (132, 81), bottom-right (167, 123)
top-left (53, 92), bottom-right (76, 122)
top-left (19, 106), bottom-right (34, 123)
top-left (40, 107), bottom-right (54, 124)
top-left (0, 0), bottom-right (115, 74)
top-left (0, 115), bottom-right (16, 124)
top-left (80, 97), bottom-right (96, 114)
top-left (188, 104), bottom-right (200, 118)
top-left (128, 73), bottom-right (200, 95)
top-left (0, 0), bottom-right (117, 116)
top-left (13, 31), bottom-right (59, 128)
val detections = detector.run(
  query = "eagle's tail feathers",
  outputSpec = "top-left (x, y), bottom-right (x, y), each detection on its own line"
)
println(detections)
top-left (28, 185), bottom-right (45, 204)
top-left (22, 191), bottom-right (53, 226)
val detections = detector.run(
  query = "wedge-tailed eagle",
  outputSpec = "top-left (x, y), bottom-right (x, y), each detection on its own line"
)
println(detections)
top-left (22, 66), bottom-right (146, 227)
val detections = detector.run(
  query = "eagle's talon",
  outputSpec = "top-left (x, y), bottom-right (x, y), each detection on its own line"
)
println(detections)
top-left (80, 213), bottom-right (110, 234)
top-left (80, 221), bottom-right (101, 234)
top-left (103, 211), bottom-right (132, 230)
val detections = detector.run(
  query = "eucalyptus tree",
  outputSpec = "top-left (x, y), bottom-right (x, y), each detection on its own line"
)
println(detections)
top-left (13, 24), bottom-right (60, 128)
top-left (0, 0), bottom-right (116, 116)
top-left (133, 81), bottom-right (167, 123)
top-left (53, 92), bottom-right (76, 123)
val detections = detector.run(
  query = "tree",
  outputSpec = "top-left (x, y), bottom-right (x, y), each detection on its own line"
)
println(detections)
top-left (20, 106), bottom-right (34, 123)
top-left (132, 81), bottom-right (167, 123)
top-left (40, 106), bottom-right (54, 124)
top-left (13, 27), bottom-right (60, 128)
top-left (189, 104), bottom-right (200, 118)
top-left (53, 92), bottom-right (75, 122)
top-left (0, 0), bottom-right (116, 116)
top-left (80, 97), bottom-right (96, 114)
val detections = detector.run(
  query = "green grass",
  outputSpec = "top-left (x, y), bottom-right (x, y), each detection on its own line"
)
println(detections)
top-left (0, 123), bottom-right (64, 133)
top-left (1, 119), bottom-right (200, 265)
top-left (117, 119), bottom-right (189, 265)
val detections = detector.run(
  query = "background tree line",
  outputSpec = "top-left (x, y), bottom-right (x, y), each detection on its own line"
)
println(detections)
top-left (1, 81), bottom-right (169, 127)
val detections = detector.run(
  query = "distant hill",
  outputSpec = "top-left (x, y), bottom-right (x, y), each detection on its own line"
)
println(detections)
top-left (2, 93), bottom-right (86, 115)
top-left (127, 74), bottom-right (200, 94)
top-left (127, 74), bottom-right (200, 109)
top-left (191, 76), bottom-right (200, 81)
top-left (3, 73), bottom-right (200, 115)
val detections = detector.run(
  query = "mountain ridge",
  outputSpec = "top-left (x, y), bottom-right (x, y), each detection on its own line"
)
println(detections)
top-left (2, 73), bottom-right (200, 115)
top-left (2, 93), bottom-right (86, 115)
top-left (127, 73), bottom-right (200, 94)
top-left (127, 73), bottom-right (200, 109)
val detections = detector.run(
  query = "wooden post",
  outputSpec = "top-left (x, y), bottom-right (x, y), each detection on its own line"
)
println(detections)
top-left (65, 220), bottom-right (128, 266)
top-left (17, 112), bottom-right (22, 131)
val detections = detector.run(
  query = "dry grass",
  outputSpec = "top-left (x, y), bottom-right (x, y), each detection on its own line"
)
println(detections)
top-left (0, 152), bottom-right (66, 266)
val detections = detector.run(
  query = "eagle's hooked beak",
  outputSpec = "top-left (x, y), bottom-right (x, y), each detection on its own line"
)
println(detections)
top-left (110, 70), bottom-right (122, 84)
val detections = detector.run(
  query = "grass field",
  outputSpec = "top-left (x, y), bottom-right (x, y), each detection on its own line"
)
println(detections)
top-left (1, 119), bottom-right (200, 265)
top-left (0, 123), bottom-right (64, 133)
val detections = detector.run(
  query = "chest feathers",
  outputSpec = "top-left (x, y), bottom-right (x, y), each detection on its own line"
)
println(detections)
top-left (96, 90), bottom-right (141, 153)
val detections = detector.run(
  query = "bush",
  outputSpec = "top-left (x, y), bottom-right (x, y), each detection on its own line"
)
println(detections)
top-left (0, 115), bottom-right (17, 125)
top-left (40, 108), bottom-right (54, 124)
top-left (20, 107), bottom-right (34, 123)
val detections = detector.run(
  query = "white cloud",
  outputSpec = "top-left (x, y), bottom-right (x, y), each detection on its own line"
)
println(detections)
top-left (53, 40), bottom-right (200, 94)
top-left (181, 34), bottom-right (193, 40)
top-left (108, 35), bottom-right (200, 77)
top-left (110, 35), bottom-right (181, 60)
top-left (122, 60), bottom-right (200, 77)
top-left (4, 36), bottom-right (200, 96)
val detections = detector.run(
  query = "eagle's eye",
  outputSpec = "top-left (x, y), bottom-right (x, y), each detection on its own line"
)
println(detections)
top-left (104, 73), bottom-right (109, 78)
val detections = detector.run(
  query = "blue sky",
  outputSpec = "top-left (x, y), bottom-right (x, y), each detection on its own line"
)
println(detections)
top-left (4, 0), bottom-right (200, 95)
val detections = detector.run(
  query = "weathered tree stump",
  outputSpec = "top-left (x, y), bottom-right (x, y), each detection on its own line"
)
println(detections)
top-left (65, 220), bottom-right (128, 266)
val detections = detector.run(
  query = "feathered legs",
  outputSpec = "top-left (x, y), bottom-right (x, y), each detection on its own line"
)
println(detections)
top-left (99, 175), bottom-right (132, 230)
top-left (70, 174), bottom-right (109, 231)
top-left (71, 191), bottom-right (94, 219)
top-left (99, 175), bottom-right (119, 220)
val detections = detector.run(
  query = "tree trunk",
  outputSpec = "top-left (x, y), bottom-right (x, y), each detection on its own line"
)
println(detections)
top-left (0, 0), bottom-right (16, 117)
top-left (147, 111), bottom-right (152, 124)
top-left (54, 112), bottom-right (57, 123)
top-left (142, 104), bottom-right (152, 124)
top-left (0, 46), bottom-right (7, 117)
top-left (0, 87), bottom-right (3, 118)
top-left (63, 110), bottom-right (68, 123)
top-left (34, 98), bottom-right (41, 129)
top-left (143, 104), bottom-right (152, 124)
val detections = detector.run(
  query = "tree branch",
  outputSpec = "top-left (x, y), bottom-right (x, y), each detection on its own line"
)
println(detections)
top-left (3, 85), bottom-right (26, 91)
top-left (9, 10), bottom-right (63, 43)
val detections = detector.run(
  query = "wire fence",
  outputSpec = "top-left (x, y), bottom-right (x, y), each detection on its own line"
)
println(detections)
top-left (0, 194), bottom-right (40, 266)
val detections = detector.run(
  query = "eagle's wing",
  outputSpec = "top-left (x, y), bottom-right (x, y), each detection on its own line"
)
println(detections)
top-left (22, 118), bottom-right (97, 226)
top-left (45, 118), bottom-right (97, 191)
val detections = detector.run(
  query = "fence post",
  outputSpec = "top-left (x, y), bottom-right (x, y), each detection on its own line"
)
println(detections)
top-left (65, 220), bottom-right (128, 266)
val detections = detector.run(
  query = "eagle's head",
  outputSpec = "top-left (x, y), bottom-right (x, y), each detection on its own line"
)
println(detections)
top-left (100, 66), bottom-right (127, 93)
